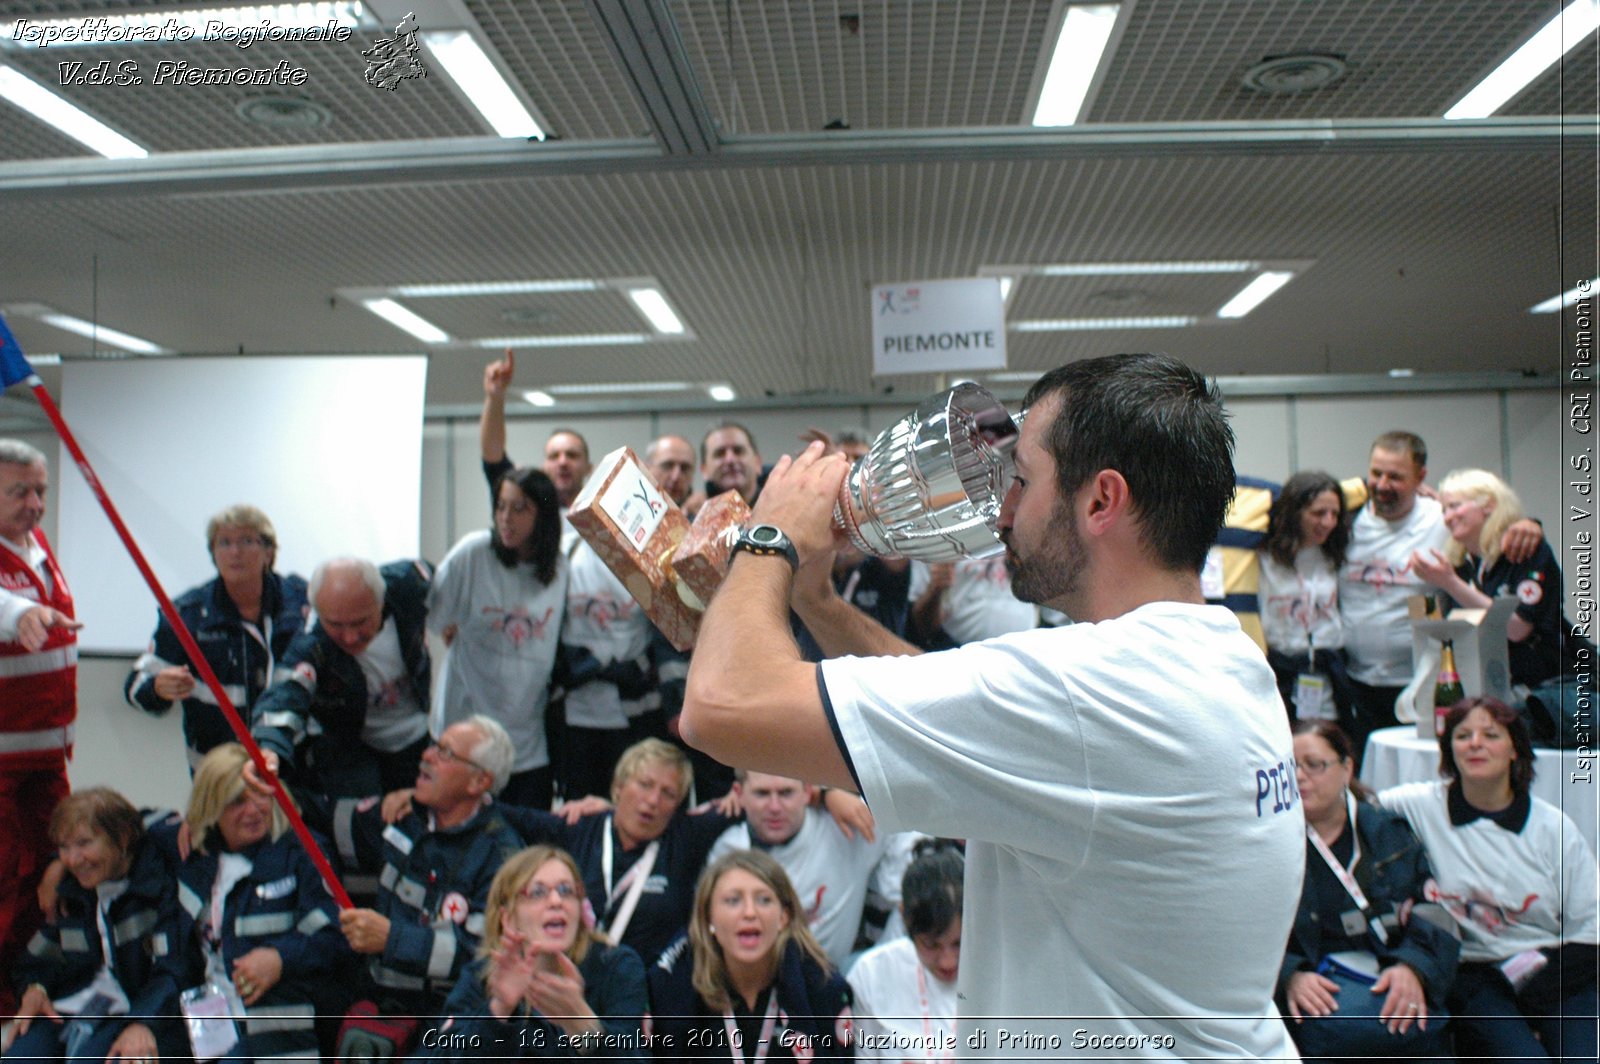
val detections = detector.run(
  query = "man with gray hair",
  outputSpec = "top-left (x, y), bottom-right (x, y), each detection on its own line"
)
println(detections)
top-left (251, 555), bottom-right (434, 796)
top-left (296, 715), bottom-right (523, 1060)
top-left (0, 438), bottom-right (83, 1014)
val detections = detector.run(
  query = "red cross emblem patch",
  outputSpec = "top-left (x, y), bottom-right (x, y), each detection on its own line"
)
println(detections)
top-left (439, 891), bottom-right (469, 924)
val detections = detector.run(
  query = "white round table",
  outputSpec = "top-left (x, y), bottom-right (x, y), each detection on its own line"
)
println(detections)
top-left (1360, 726), bottom-right (1598, 846)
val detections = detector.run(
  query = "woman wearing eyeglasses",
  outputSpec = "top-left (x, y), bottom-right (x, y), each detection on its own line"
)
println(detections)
top-left (124, 504), bottom-right (308, 771)
top-left (1279, 720), bottom-right (1457, 1061)
top-left (419, 845), bottom-right (647, 1059)
top-left (429, 467), bottom-right (568, 808)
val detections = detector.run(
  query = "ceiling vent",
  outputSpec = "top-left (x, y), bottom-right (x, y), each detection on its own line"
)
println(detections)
top-left (236, 95), bottom-right (333, 129)
top-left (1242, 53), bottom-right (1348, 95)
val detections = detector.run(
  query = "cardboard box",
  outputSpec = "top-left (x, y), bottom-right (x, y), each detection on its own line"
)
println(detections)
top-left (568, 446), bottom-right (749, 650)
top-left (1406, 595), bottom-right (1519, 739)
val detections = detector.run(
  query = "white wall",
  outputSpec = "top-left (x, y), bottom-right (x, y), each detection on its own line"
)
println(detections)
top-left (41, 381), bottom-right (1564, 801)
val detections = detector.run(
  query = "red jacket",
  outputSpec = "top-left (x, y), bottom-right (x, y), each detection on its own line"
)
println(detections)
top-left (0, 528), bottom-right (76, 771)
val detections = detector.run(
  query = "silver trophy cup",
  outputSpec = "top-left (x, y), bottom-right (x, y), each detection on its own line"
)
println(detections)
top-left (834, 381), bottom-right (1021, 562)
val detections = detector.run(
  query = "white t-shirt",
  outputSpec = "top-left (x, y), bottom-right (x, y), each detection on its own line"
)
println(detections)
top-left (562, 537), bottom-right (654, 729)
top-left (849, 936), bottom-right (959, 1062)
top-left (0, 532), bottom-right (52, 637)
top-left (1378, 781), bottom-right (1599, 963)
top-left (1258, 546), bottom-right (1343, 656)
top-left (821, 603), bottom-right (1303, 1059)
top-left (428, 530), bottom-right (568, 772)
top-left (1339, 498), bottom-right (1448, 686)
top-left (708, 806), bottom-right (914, 965)
top-left (355, 618), bottom-right (428, 753)
top-left (909, 558), bottom-right (1037, 645)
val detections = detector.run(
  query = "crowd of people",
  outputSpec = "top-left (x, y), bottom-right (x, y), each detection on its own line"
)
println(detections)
top-left (0, 349), bottom-right (1593, 1061)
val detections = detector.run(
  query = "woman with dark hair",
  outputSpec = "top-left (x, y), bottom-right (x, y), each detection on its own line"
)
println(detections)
top-left (430, 466), bottom-right (569, 807)
top-left (848, 840), bottom-right (963, 1061)
top-left (1278, 722), bottom-right (1456, 1060)
top-left (5, 789), bottom-right (186, 1062)
top-left (418, 845), bottom-right (647, 1059)
top-left (1380, 698), bottom-right (1598, 1061)
top-left (124, 503), bottom-right (308, 770)
top-left (647, 851), bottom-right (854, 1061)
top-left (1258, 471), bottom-right (1355, 725)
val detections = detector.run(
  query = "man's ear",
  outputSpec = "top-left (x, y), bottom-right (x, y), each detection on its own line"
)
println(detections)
top-left (1082, 469), bottom-right (1132, 532)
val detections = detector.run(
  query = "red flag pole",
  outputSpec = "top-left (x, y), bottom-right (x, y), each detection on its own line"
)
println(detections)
top-left (24, 374), bottom-right (352, 910)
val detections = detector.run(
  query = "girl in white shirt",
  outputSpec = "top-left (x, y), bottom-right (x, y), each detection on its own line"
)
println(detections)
top-left (848, 841), bottom-right (963, 1063)
top-left (1258, 471), bottom-right (1353, 727)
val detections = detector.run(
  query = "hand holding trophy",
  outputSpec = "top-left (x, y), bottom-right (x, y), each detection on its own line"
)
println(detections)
top-left (570, 382), bottom-right (1021, 649)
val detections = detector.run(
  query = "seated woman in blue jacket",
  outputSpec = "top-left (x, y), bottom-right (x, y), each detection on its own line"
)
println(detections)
top-left (1280, 720), bottom-right (1458, 1061)
top-left (648, 851), bottom-right (854, 1062)
top-left (5, 789), bottom-right (186, 1062)
top-left (173, 743), bottom-right (353, 1061)
top-left (418, 844), bottom-right (647, 1058)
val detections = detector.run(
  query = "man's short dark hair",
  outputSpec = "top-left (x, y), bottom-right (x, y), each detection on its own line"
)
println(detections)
top-left (1372, 430), bottom-right (1426, 470)
top-left (1023, 353), bottom-right (1235, 573)
top-left (700, 420), bottom-right (758, 464)
top-left (546, 428), bottom-right (590, 461)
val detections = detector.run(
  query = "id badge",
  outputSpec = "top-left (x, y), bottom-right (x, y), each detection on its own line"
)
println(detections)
top-left (1499, 949), bottom-right (1548, 991)
top-left (180, 983), bottom-right (241, 1060)
top-left (1296, 673), bottom-right (1334, 720)
top-left (1339, 909), bottom-right (1367, 937)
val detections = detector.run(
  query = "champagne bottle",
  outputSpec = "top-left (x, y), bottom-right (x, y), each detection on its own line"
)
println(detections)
top-left (1433, 639), bottom-right (1465, 736)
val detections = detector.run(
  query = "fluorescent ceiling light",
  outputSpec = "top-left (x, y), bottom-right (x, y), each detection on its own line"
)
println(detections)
top-left (1388, 368), bottom-right (1415, 378)
top-left (1444, 0), bottom-right (1600, 119)
top-left (0, 64), bottom-right (146, 158)
top-left (708, 385), bottom-right (736, 402)
top-left (987, 371), bottom-right (1043, 382)
top-left (627, 288), bottom-right (686, 334)
top-left (1031, 3), bottom-right (1120, 126)
top-left (998, 277), bottom-right (1015, 302)
top-left (361, 298), bottom-right (449, 343)
top-left (422, 30), bottom-right (544, 139)
top-left (38, 311), bottom-right (169, 354)
top-left (522, 390), bottom-right (556, 407)
top-left (1012, 316), bottom-right (1196, 331)
top-left (1039, 260), bottom-right (1260, 276)
top-left (547, 381), bottom-right (693, 395)
top-left (473, 334), bottom-right (649, 348)
top-left (394, 280), bottom-right (599, 297)
top-left (1530, 278), bottom-right (1599, 313)
top-left (1216, 270), bottom-right (1295, 318)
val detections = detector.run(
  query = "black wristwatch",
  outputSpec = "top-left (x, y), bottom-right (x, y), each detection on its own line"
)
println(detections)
top-left (731, 523), bottom-right (799, 572)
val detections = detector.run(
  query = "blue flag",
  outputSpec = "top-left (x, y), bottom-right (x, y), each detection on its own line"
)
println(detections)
top-left (0, 311), bottom-right (37, 388)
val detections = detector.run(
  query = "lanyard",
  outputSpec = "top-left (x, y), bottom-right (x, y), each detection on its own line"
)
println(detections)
top-left (915, 963), bottom-right (955, 1063)
top-left (1306, 793), bottom-right (1388, 945)
top-left (1307, 792), bottom-right (1367, 909)
top-left (599, 817), bottom-right (659, 943)
top-left (723, 992), bottom-right (778, 1064)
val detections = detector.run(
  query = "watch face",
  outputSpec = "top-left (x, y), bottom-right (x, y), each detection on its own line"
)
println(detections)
top-left (750, 525), bottom-right (781, 546)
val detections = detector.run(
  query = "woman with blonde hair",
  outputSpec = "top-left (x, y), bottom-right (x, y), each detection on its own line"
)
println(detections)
top-left (174, 743), bottom-right (351, 1061)
top-left (124, 503), bottom-right (308, 770)
top-left (1412, 469), bottom-right (1564, 687)
top-left (419, 845), bottom-right (647, 1058)
top-left (647, 850), bottom-right (855, 1061)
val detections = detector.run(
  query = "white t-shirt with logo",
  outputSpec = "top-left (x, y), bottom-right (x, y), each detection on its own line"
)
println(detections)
top-left (821, 603), bottom-right (1303, 1059)
top-left (356, 618), bottom-right (428, 752)
top-left (1339, 498), bottom-right (1449, 686)
top-left (849, 936), bottom-right (959, 1062)
top-left (1258, 545), bottom-right (1344, 656)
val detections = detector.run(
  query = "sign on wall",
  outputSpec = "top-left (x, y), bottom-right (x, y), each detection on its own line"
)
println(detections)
top-left (871, 277), bottom-right (1007, 376)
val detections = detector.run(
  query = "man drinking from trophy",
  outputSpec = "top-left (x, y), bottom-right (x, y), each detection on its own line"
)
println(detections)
top-left (679, 353), bottom-right (1304, 1059)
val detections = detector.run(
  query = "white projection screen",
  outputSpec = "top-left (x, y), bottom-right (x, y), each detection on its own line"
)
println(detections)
top-left (58, 356), bottom-right (427, 654)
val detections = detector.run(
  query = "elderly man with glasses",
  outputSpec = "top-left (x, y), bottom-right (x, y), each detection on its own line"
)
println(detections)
top-left (293, 715), bottom-right (524, 1061)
